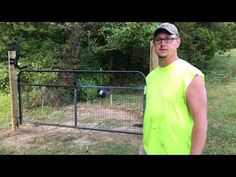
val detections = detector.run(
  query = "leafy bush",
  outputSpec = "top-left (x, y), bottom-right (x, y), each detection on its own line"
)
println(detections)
top-left (78, 77), bottom-right (98, 102)
top-left (0, 93), bottom-right (11, 128)
top-left (0, 64), bottom-right (9, 93)
top-left (177, 23), bottom-right (217, 71)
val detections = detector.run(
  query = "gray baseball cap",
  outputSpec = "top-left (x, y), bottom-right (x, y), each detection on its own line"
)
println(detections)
top-left (154, 22), bottom-right (179, 37)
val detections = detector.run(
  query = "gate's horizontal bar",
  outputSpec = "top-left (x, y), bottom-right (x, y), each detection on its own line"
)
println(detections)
top-left (27, 121), bottom-right (143, 135)
top-left (19, 83), bottom-right (74, 88)
top-left (20, 69), bottom-right (144, 73)
top-left (19, 83), bottom-right (145, 90)
top-left (18, 70), bottom-right (146, 83)
top-left (79, 85), bottom-right (144, 90)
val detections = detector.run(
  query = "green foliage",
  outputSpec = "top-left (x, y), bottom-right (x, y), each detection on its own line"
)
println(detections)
top-left (0, 64), bottom-right (9, 93)
top-left (0, 93), bottom-right (11, 128)
top-left (80, 22), bottom-right (158, 73)
top-left (0, 22), bottom-right (83, 73)
top-left (80, 87), bottom-right (97, 102)
top-left (1, 22), bottom-right (236, 94)
top-left (23, 86), bottom-right (74, 109)
top-left (176, 22), bottom-right (217, 71)
top-left (76, 72), bottom-right (114, 102)
top-left (201, 22), bottom-right (236, 53)
top-left (205, 48), bottom-right (236, 83)
top-left (78, 77), bottom-right (98, 102)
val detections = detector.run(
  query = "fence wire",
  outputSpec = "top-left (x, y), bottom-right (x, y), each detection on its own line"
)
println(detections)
top-left (18, 70), bottom-right (145, 135)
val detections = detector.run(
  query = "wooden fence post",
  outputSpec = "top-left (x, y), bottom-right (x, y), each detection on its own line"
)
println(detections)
top-left (8, 51), bottom-right (18, 132)
top-left (150, 41), bottom-right (158, 72)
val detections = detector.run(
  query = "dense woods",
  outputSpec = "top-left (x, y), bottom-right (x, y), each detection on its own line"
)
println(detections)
top-left (1, 22), bottom-right (236, 93)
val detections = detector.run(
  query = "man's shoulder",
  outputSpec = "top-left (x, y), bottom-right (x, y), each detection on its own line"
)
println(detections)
top-left (178, 59), bottom-right (202, 72)
top-left (177, 59), bottom-right (194, 67)
top-left (178, 59), bottom-right (204, 78)
top-left (146, 68), bottom-right (158, 80)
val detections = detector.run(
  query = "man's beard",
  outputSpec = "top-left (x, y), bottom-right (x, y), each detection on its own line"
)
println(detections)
top-left (158, 54), bottom-right (167, 59)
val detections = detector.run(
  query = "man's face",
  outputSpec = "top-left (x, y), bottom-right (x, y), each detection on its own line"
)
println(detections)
top-left (153, 31), bottom-right (180, 59)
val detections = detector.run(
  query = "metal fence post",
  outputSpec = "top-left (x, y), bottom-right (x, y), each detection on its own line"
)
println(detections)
top-left (74, 81), bottom-right (78, 127)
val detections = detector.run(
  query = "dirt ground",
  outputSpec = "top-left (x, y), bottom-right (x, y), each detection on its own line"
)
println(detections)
top-left (0, 94), bottom-right (143, 154)
top-left (0, 123), bottom-right (142, 155)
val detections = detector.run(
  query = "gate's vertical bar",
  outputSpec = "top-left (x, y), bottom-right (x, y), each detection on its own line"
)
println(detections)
top-left (143, 86), bottom-right (146, 114)
top-left (74, 81), bottom-right (78, 127)
top-left (18, 74), bottom-right (22, 124)
top-left (142, 86), bottom-right (146, 129)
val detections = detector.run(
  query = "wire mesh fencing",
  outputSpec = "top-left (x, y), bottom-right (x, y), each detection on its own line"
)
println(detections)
top-left (18, 70), bottom-right (146, 135)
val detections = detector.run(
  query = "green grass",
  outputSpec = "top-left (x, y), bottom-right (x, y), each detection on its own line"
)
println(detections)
top-left (23, 105), bottom-right (70, 123)
top-left (203, 48), bottom-right (236, 154)
top-left (203, 81), bottom-right (236, 154)
top-left (87, 141), bottom-right (137, 155)
top-left (0, 93), bottom-right (11, 129)
top-left (0, 146), bottom-right (15, 154)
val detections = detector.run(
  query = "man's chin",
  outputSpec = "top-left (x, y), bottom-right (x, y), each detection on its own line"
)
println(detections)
top-left (158, 55), bottom-right (167, 59)
top-left (157, 53), bottom-right (167, 58)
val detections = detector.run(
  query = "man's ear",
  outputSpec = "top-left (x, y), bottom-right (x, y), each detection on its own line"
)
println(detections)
top-left (176, 38), bottom-right (181, 48)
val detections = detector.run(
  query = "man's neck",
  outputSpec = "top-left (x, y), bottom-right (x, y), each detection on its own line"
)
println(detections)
top-left (159, 56), bottom-right (179, 67)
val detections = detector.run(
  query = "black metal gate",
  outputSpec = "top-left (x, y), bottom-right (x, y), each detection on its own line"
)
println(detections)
top-left (18, 70), bottom-right (146, 135)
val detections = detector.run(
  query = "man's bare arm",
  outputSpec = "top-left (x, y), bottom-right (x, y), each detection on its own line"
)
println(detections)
top-left (186, 75), bottom-right (208, 155)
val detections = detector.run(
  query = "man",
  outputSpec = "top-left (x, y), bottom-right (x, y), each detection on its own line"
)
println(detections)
top-left (142, 22), bottom-right (208, 155)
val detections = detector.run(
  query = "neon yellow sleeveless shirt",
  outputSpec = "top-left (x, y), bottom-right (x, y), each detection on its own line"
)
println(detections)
top-left (143, 59), bottom-right (204, 154)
